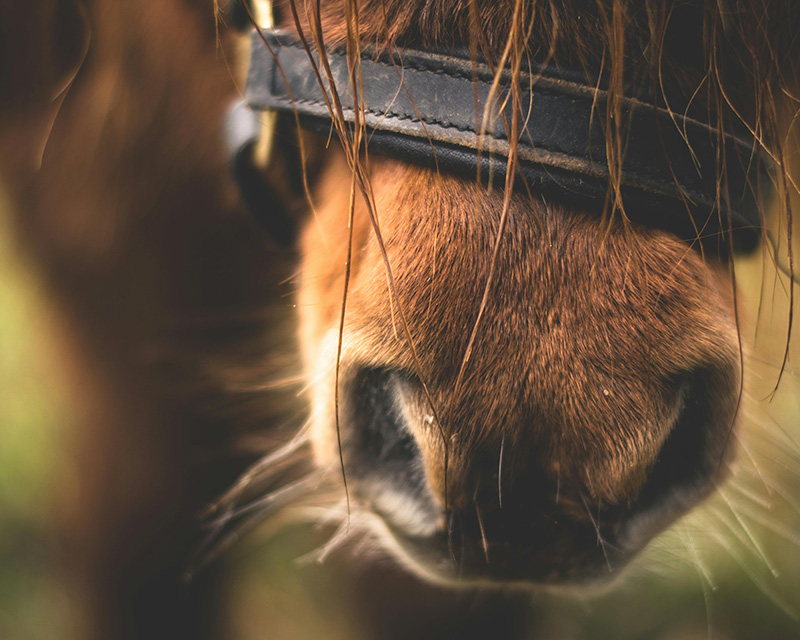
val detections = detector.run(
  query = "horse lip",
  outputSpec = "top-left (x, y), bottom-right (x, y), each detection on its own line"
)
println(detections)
top-left (377, 518), bottom-right (632, 587)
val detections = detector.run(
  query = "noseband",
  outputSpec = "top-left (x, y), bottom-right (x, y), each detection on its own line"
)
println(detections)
top-left (228, 19), bottom-right (768, 250)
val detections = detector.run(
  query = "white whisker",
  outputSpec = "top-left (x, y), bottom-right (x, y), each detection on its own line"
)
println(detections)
top-left (708, 529), bottom-right (800, 621)
top-left (212, 469), bottom-right (326, 525)
top-left (680, 522), bottom-right (717, 591)
top-left (498, 434), bottom-right (505, 509)
top-left (204, 424), bottom-right (313, 517)
top-left (297, 517), bottom-right (355, 565)
top-left (580, 492), bottom-right (612, 572)
top-left (726, 499), bottom-right (800, 548)
top-left (727, 480), bottom-right (774, 511)
top-left (710, 500), bottom-right (779, 578)
top-left (730, 430), bottom-right (773, 497)
top-left (759, 478), bottom-right (800, 517)
top-left (679, 524), bottom-right (715, 639)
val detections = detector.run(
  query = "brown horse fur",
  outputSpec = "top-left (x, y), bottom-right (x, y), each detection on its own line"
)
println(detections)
top-left (261, 0), bottom-right (800, 584)
top-left (1, 0), bottom-right (799, 636)
top-left (303, 154), bottom-right (739, 507)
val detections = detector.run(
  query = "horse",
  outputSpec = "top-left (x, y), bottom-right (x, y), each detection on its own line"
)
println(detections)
top-left (206, 0), bottom-right (798, 585)
top-left (1, 0), bottom-right (799, 638)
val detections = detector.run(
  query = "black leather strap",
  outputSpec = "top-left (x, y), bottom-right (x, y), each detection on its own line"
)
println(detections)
top-left (245, 29), bottom-right (767, 247)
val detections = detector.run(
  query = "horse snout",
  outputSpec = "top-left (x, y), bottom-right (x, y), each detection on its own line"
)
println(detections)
top-left (300, 161), bottom-right (743, 586)
top-left (336, 361), bottom-right (738, 586)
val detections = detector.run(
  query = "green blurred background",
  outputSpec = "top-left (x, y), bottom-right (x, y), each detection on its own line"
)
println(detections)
top-left (0, 186), bottom-right (799, 639)
top-left (0, 187), bottom-right (79, 640)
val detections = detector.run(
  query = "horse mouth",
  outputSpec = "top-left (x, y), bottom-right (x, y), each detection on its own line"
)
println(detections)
top-left (337, 365), bottom-right (733, 587)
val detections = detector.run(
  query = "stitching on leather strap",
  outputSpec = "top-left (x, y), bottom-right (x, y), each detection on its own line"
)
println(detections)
top-left (242, 28), bottom-right (768, 243)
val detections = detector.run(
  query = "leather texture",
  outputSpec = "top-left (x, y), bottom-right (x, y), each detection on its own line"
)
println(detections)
top-left (245, 29), bottom-right (768, 248)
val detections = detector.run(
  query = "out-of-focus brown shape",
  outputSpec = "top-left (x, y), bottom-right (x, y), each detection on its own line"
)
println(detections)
top-left (0, 1), bottom-right (291, 638)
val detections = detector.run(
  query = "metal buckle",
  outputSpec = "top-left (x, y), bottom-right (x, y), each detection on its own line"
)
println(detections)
top-left (250, 0), bottom-right (276, 168)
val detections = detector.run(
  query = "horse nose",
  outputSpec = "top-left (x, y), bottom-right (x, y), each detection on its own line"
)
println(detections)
top-left (340, 362), bottom-right (736, 582)
top-left (625, 369), bottom-right (736, 519)
top-left (341, 367), bottom-right (442, 533)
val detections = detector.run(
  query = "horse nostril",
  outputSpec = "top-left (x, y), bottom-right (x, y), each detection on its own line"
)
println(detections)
top-left (342, 368), bottom-right (438, 528)
top-left (345, 368), bottom-right (416, 470)
top-left (633, 369), bottom-right (735, 520)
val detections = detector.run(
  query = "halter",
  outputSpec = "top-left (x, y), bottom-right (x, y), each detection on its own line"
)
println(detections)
top-left (226, 5), bottom-right (768, 250)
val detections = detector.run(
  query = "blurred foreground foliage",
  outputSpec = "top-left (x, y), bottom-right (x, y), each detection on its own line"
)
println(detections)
top-left (0, 190), bottom-right (77, 640)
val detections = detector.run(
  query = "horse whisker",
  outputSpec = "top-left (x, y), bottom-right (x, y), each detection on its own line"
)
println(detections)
top-left (707, 529), bottom-right (800, 621)
top-left (497, 434), bottom-right (505, 510)
top-left (214, 469), bottom-right (327, 526)
top-left (723, 497), bottom-right (800, 548)
top-left (202, 427), bottom-right (313, 518)
top-left (297, 517), bottom-right (355, 565)
top-left (679, 522), bottom-right (717, 591)
top-left (709, 503), bottom-right (779, 578)
top-left (580, 492), bottom-right (612, 572)
top-left (188, 469), bottom-right (331, 580)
